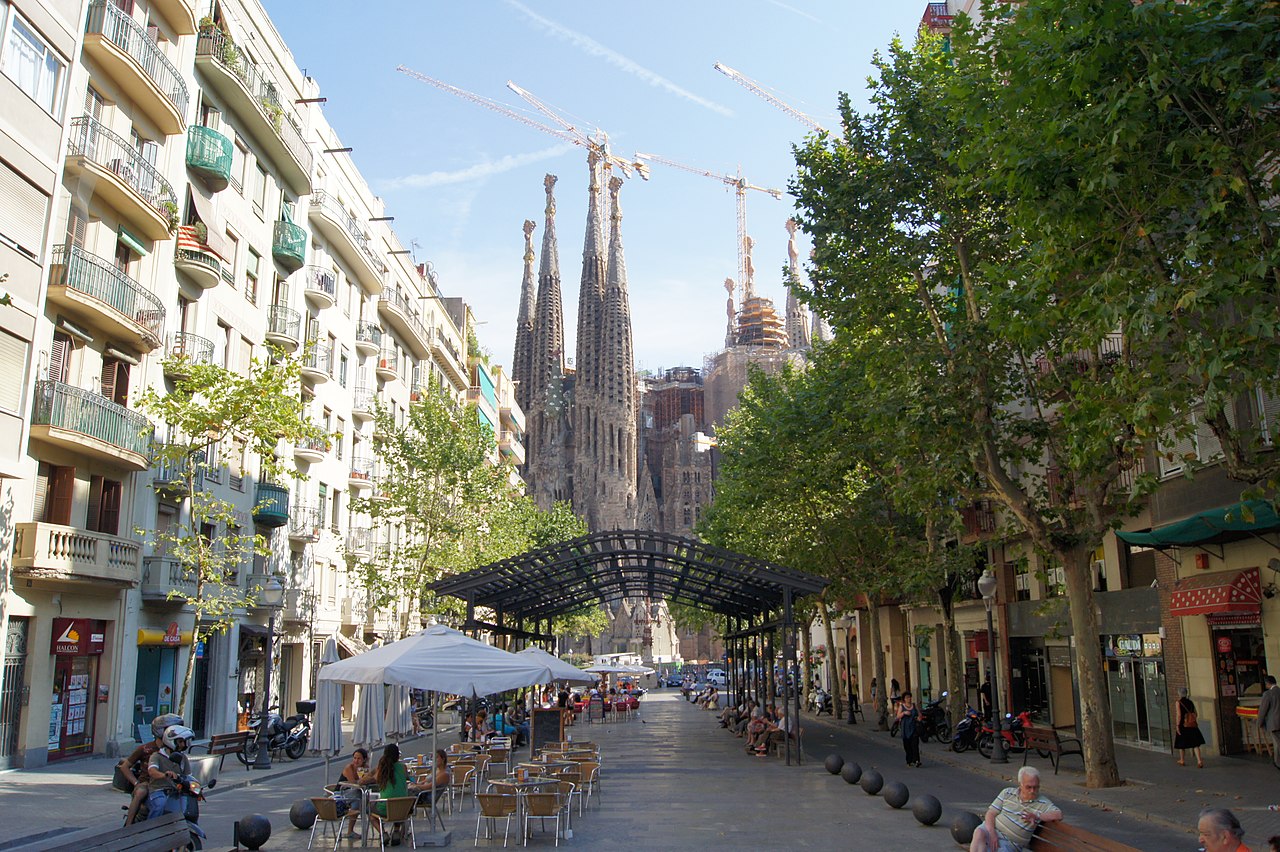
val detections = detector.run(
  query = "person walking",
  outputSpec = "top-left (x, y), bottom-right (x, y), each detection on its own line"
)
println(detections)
top-left (1174, 687), bottom-right (1206, 768)
top-left (1258, 675), bottom-right (1280, 771)
top-left (898, 691), bottom-right (922, 767)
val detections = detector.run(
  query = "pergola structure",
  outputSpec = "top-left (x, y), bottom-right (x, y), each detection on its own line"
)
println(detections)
top-left (430, 529), bottom-right (829, 764)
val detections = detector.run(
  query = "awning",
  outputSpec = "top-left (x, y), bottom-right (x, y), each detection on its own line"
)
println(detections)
top-left (118, 226), bottom-right (149, 257)
top-left (188, 189), bottom-right (227, 259)
top-left (1169, 567), bottom-right (1262, 617)
top-left (1115, 500), bottom-right (1280, 548)
top-left (238, 624), bottom-right (269, 640)
top-left (333, 631), bottom-right (365, 659)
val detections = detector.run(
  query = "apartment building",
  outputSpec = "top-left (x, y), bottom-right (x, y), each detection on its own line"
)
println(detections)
top-left (0, 0), bottom-right (520, 768)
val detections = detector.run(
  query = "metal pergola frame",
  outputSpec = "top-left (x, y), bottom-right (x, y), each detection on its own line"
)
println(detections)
top-left (429, 529), bottom-right (829, 765)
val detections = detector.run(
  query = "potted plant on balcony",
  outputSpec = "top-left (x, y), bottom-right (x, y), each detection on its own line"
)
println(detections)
top-left (160, 200), bottom-right (180, 232)
top-left (192, 221), bottom-right (208, 246)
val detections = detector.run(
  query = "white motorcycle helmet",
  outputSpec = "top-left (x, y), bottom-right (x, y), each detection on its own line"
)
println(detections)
top-left (162, 724), bottom-right (195, 753)
top-left (150, 713), bottom-right (185, 740)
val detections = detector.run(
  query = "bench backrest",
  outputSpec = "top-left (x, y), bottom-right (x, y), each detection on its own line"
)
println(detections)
top-left (1029, 821), bottom-right (1140, 852)
top-left (1023, 728), bottom-right (1061, 748)
top-left (207, 731), bottom-right (253, 754)
top-left (37, 811), bottom-right (190, 852)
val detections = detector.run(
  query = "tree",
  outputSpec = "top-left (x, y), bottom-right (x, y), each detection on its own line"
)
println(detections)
top-left (135, 347), bottom-right (324, 715)
top-left (790, 30), bottom-right (1176, 786)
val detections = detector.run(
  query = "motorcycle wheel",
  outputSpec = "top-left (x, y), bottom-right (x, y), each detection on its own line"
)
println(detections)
top-left (951, 736), bottom-right (969, 753)
top-left (234, 744), bottom-right (251, 766)
top-left (977, 732), bottom-right (993, 759)
top-left (935, 722), bottom-right (952, 742)
top-left (419, 711), bottom-right (434, 730)
top-left (285, 737), bottom-right (306, 760)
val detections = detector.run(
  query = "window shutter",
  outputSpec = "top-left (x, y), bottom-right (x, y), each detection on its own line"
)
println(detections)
top-left (100, 359), bottom-right (117, 402)
top-left (0, 330), bottom-right (28, 414)
top-left (48, 333), bottom-right (70, 383)
top-left (33, 464), bottom-right (50, 522)
top-left (67, 207), bottom-right (88, 248)
top-left (100, 479), bottom-right (122, 535)
top-left (1258, 389), bottom-right (1280, 447)
top-left (0, 163), bottom-right (50, 261)
top-left (86, 475), bottom-right (103, 532)
top-left (49, 466), bottom-right (74, 525)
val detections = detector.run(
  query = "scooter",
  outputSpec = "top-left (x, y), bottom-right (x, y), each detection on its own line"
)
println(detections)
top-left (977, 709), bottom-right (1034, 758)
top-left (951, 704), bottom-right (983, 752)
top-left (238, 705), bottom-right (309, 762)
top-left (126, 774), bottom-right (213, 849)
top-left (919, 691), bottom-right (950, 742)
top-left (809, 687), bottom-right (833, 716)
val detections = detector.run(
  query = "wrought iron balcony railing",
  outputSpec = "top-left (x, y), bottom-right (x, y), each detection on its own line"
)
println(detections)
top-left (66, 116), bottom-right (177, 221)
top-left (51, 244), bottom-right (165, 345)
top-left (85, 0), bottom-right (189, 117)
top-left (31, 380), bottom-right (152, 459)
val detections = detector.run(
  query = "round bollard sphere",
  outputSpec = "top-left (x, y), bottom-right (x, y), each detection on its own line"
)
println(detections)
top-left (289, 798), bottom-right (317, 829)
top-left (913, 794), bottom-right (943, 826)
top-left (824, 753), bottom-right (845, 775)
top-left (840, 762), bottom-right (862, 785)
top-left (238, 814), bottom-right (273, 850)
top-left (882, 781), bottom-right (909, 809)
top-left (859, 768), bottom-right (883, 795)
top-left (950, 812), bottom-right (982, 845)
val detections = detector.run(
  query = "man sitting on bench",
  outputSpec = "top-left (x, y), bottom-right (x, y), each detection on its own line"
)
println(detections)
top-left (971, 766), bottom-right (1063, 852)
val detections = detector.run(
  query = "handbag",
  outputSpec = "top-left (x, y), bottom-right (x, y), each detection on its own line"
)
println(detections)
top-left (1184, 710), bottom-right (1197, 727)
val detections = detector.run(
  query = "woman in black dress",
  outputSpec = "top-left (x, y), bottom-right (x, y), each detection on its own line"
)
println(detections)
top-left (1175, 687), bottom-right (1205, 768)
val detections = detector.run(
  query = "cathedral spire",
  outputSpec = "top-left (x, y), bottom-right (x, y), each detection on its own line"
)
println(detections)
top-left (573, 152), bottom-right (609, 525)
top-left (784, 219), bottom-right (811, 350)
top-left (528, 174), bottom-right (567, 508)
top-left (512, 218), bottom-right (537, 416)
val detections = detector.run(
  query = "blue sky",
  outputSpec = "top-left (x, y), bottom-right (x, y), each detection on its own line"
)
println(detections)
top-left (263, 1), bottom-right (925, 372)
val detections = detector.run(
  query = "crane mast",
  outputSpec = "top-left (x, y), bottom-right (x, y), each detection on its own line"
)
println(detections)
top-left (713, 62), bottom-right (828, 134)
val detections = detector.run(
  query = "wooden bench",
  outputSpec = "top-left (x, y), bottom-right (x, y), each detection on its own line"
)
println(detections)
top-left (201, 729), bottom-right (254, 770)
top-left (1029, 821), bottom-right (1141, 851)
top-left (1022, 726), bottom-right (1084, 775)
top-left (28, 811), bottom-right (191, 852)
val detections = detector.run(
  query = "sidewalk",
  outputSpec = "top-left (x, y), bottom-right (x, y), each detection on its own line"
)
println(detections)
top-left (803, 703), bottom-right (1280, 845)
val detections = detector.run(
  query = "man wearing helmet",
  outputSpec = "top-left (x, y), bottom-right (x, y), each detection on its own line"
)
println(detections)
top-left (146, 723), bottom-right (195, 820)
top-left (116, 713), bottom-right (183, 824)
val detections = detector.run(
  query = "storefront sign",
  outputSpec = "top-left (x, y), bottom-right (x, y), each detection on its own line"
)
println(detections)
top-left (51, 618), bottom-right (105, 655)
top-left (162, 622), bottom-right (181, 646)
top-left (1114, 634), bottom-right (1143, 656)
top-left (136, 628), bottom-right (193, 646)
top-left (1216, 636), bottom-right (1233, 654)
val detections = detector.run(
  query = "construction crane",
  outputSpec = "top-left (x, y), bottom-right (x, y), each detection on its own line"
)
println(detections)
top-left (505, 81), bottom-right (647, 183)
top-left (634, 152), bottom-right (783, 300)
top-left (395, 66), bottom-right (647, 180)
top-left (713, 62), bottom-right (828, 134)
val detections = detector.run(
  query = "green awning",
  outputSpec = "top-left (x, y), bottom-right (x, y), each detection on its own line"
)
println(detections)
top-left (117, 226), bottom-right (149, 257)
top-left (1115, 499), bottom-right (1280, 547)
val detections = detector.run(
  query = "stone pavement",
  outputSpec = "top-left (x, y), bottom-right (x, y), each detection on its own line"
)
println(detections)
top-left (3, 691), bottom-right (1257, 851)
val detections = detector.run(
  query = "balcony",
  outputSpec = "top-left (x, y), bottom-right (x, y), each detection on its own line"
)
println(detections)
top-left (47, 244), bottom-right (165, 352)
top-left (140, 556), bottom-right (195, 604)
top-left (354, 322), bottom-right (382, 356)
top-left (302, 265), bottom-right (336, 309)
top-left (921, 1), bottom-right (954, 33)
top-left (65, 116), bottom-right (178, 241)
top-left (346, 527), bottom-right (373, 558)
top-left (348, 455), bottom-right (374, 490)
top-left (150, 0), bottom-right (197, 34)
top-left (164, 332), bottom-right (214, 379)
top-left (960, 500), bottom-right (996, 539)
top-left (293, 432), bottom-right (327, 463)
top-left (282, 587), bottom-right (310, 622)
top-left (30, 380), bottom-right (152, 470)
top-left (467, 386), bottom-right (500, 431)
top-left (432, 329), bottom-right (470, 390)
top-left (378, 288), bottom-right (431, 357)
top-left (13, 522), bottom-right (141, 586)
top-left (288, 505), bottom-right (322, 542)
top-left (498, 430), bottom-right (526, 466)
top-left (194, 28), bottom-right (312, 195)
top-left (272, 220), bottom-right (307, 272)
top-left (375, 349), bottom-right (399, 382)
top-left (252, 482), bottom-right (289, 528)
top-left (308, 190), bottom-right (385, 295)
top-left (186, 125), bottom-right (233, 191)
top-left (152, 445), bottom-right (205, 496)
top-left (351, 386), bottom-right (376, 421)
top-left (300, 345), bottom-right (332, 384)
top-left (174, 225), bottom-right (222, 289)
top-left (83, 1), bottom-right (189, 135)
top-left (264, 305), bottom-right (301, 351)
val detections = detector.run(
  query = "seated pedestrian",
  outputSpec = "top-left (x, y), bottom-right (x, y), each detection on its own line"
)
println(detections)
top-left (333, 747), bottom-right (370, 837)
top-left (969, 766), bottom-right (1062, 852)
top-left (1197, 808), bottom-right (1251, 852)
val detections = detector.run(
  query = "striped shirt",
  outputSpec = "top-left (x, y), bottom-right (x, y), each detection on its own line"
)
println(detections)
top-left (990, 786), bottom-right (1059, 849)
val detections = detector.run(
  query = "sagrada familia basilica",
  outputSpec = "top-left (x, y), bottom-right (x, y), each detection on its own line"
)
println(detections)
top-left (510, 152), bottom-right (829, 664)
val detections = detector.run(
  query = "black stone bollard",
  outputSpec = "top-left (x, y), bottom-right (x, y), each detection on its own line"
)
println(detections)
top-left (289, 798), bottom-right (317, 829)
top-left (859, 768), bottom-right (883, 795)
top-left (882, 781), bottom-right (909, 809)
top-left (951, 812), bottom-right (982, 846)
top-left (912, 794), bottom-right (942, 826)
top-left (824, 753), bottom-right (845, 775)
top-left (238, 813), bottom-right (272, 850)
top-left (840, 762), bottom-right (862, 784)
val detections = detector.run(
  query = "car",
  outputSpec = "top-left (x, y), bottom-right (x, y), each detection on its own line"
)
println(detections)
top-left (665, 673), bottom-right (684, 688)
top-left (706, 669), bottom-right (727, 687)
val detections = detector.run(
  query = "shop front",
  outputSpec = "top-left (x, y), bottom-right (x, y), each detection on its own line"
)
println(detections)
top-left (1103, 633), bottom-right (1170, 750)
top-left (132, 622), bottom-right (192, 742)
top-left (49, 617), bottom-right (106, 761)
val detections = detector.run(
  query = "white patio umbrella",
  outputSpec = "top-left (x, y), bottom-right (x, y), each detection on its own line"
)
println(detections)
top-left (352, 682), bottom-right (385, 749)
top-left (311, 636), bottom-right (344, 781)
top-left (384, 683), bottom-right (414, 740)
top-left (515, 646), bottom-right (596, 684)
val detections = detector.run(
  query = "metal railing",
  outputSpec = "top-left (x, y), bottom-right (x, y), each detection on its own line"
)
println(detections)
top-left (375, 348), bottom-right (399, 374)
top-left (66, 116), bottom-right (177, 217)
top-left (302, 343), bottom-right (332, 376)
top-left (266, 304), bottom-right (301, 342)
top-left (272, 220), bottom-right (307, 267)
top-left (85, 1), bottom-right (189, 117)
top-left (303, 265), bottom-right (336, 301)
top-left (288, 505), bottom-right (322, 538)
top-left (311, 190), bottom-right (368, 249)
top-left (141, 556), bottom-right (196, 598)
top-left (186, 125), bottom-right (233, 180)
top-left (379, 287), bottom-right (430, 344)
top-left (351, 386), bottom-right (376, 413)
top-left (346, 527), bottom-right (373, 555)
top-left (295, 432), bottom-right (328, 456)
top-left (51, 244), bottom-right (165, 341)
top-left (167, 331), bottom-right (215, 366)
top-left (355, 322), bottom-right (382, 349)
top-left (31, 380), bottom-right (152, 458)
top-left (348, 455), bottom-right (375, 483)
top-left (152, 445), bottom-right (205, 491)
top-left (194, 29), bottom-right (312, 176)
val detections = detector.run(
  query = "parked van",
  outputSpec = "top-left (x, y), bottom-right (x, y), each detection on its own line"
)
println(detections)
top-left (706, 669), bottom-right (727, 686)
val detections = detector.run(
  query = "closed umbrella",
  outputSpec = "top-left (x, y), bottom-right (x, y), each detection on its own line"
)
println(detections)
top-left (352, 683), bottom-right (385, 749)
top-left (384, 683), bottom-right (414, 740)
top-left (312, 636), bottom-right (344, 781)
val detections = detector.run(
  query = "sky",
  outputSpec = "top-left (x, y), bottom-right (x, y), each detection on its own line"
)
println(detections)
top-left (261, 1), bottom-right (926, 373)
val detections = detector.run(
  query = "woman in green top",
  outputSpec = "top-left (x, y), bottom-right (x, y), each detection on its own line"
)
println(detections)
top-left (367, 742), bottom-right (409, 835)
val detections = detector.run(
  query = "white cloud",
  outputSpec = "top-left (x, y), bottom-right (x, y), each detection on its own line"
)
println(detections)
top-left (765, 0), bottom-right (822, 24)
top-left (503, 0), bottom-right (734, 118)
top-left (378, 145), bottom-right (574, 191)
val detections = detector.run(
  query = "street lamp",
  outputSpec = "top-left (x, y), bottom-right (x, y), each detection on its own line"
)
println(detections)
top-left (835, 615), bottom-right (858, 725)
top-left (977, 568), bottom-right (1008, 764)
top-left (253, 575), bottom-right (285, 770)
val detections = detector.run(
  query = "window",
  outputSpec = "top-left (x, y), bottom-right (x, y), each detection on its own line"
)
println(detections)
top-left (1, 4), bottom-right (67, 117)
top-left (114, 239), bottom-right (135, 275)
top-left (34, 462), bottom-right (74, 525)
top-left (245, 248), bottom-right (259, 304)
top-left (334, 416), bottom-right (345, 460)
top-left (330, 489), bottom-right (341, 533)
top-left (253, 164), bottom-right (267, 216)
top-left (227, 437), bottom-right (244, 489)
top-left (338, 349), bottom-right (348, 387)
top-left (238, 335), bottom-right (252, 373)
top-left (326, 333), bottom-right (337, 376)
top-left (217, 320), bottom-right (232, 368)
top-left (231, 140), bottom-right (247, 193)
top-left (344, 278), bottom-right (353, 317)
top-left (86, 475), bottom-right (122, 535)
top-left (100, 356), bottom-right (130, 405)
top-left (223, 230), bottom-right (238, 287)
top-left (318, 482), bottom-right (327, 522)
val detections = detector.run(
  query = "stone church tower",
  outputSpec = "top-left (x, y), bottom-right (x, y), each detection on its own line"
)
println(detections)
top-left (511, 219), bottom-right (537, 419)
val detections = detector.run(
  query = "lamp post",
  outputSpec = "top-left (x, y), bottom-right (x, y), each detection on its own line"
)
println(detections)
top-left (977, 568), bottom-right (1007, 763)
top-left (253, 575), bottom-right (285, 770)
top-left (836, 615), bottom-right (857, 724)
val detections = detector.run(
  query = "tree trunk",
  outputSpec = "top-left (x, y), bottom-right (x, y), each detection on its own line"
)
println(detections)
top-left (1058, 543), bottom-right (1121, 788)
top-left (799, 615), bottom-right (812, 711)
top-left (816, 596), bottom-right (844, 718)
top-left (868, 600), bottom-right (888, 730)
top-left (177, 621), bottom-right (200, 718)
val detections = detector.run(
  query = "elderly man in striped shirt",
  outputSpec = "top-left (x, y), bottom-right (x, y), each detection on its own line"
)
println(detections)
top-left (970, 766), bottom-right (1064, 852)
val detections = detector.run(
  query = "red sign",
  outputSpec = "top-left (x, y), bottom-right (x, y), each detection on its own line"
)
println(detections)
top-left (1216, 636), bottom-right (1233, 655)
top-left (162, 622), bottom-right (182, 646)
top-left (51, 618), bottom-right (106, 656)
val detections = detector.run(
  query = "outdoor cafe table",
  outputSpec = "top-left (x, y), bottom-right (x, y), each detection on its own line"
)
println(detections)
top-left (336, 781), bottom-right (378, 846)
top-left (488, 775), bottom-right (564, 838)
top-left (518, 759), bottom-right (575, 773)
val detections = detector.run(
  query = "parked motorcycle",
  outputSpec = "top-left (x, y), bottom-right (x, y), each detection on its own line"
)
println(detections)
top-left (415, 706), bottom-right (435, 730)
top-left (951, 704), bottom-right (983, 752)
top-left (237, 704), bottom-right (310, 763)
top-left (976, 710), bottom-right (1034, 758)
top-left (919, 691), bottom-right (950, 742)
top-left (809, 686), bottom-right (833, 716)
